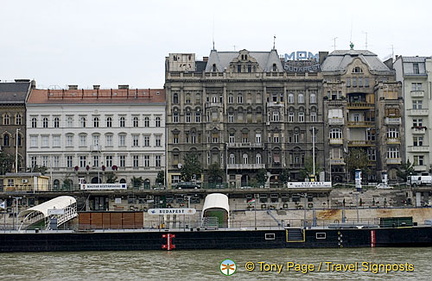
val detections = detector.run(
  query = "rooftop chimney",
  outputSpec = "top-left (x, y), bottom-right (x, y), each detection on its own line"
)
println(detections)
top-left (93, 85), bottom-right (100, 90)
top-left (68, 85), bottom-right (78, 90)
top-left (118, 85), bottom-right (129, 89)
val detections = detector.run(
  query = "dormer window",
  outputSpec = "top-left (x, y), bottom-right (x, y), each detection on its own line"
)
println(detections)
top-left (212, 64), bottom-right (217, 72)
top-left (237, 65), bottom-right (242, 72)
top-left (352, 67), bottom-right (363, 73)
top-left (272, 64), bottom-right (277, 71)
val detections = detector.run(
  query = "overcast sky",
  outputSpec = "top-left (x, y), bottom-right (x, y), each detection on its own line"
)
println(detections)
top-left (1, 0), bottom-right (430, 89)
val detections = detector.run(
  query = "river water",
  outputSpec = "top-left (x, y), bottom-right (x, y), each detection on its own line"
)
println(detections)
top-left (0, 247), bottom-right (431, 280)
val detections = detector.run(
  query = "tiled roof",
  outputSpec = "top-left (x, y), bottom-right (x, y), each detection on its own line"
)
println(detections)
top-left (0, 81), bottom-right (31, 104)
top-left (400, 56), bottom-right (429, 63)
top-left (27, 88), bottom-right (166, 104)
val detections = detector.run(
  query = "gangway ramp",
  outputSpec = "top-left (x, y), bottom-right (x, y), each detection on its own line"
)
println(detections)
top-left (18, 196), bottom-right (77, 230)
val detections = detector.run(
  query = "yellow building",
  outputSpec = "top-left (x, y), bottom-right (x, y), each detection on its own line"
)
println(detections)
top-left (0, 173), bottom-right (50, 192)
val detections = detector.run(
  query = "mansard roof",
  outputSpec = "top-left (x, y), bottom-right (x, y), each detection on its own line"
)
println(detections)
top-left (321, 50), bottom-right (391, 73)
top-left (0, 80), bottom-right (32, 104)
top-left (204, 49), bottom-right (283, 72)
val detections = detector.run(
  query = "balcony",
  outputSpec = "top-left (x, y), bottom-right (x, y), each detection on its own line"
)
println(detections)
top-left (386, 158), bottom-right (402, 165)
top-left (412, 127), bottom-right (427, 134)
top-left (387, 138), bottom-right (401, 144)
top-left (330, 159), bottom-right (345, 165)
top-left (408, 108), bottom-right (429, 116)
top-left (347, 121), bottom-right (374, 127)
top-left (227, 142), bottom-right (263, 148)
top-left (90, 145), bottom-right (102, 152)
top-left (266, 102), bottom-right (284, 107)
top-left (408, 146), bottom-right (430, 153)
top-left (347, 102), bottom-right (374, 109)
top-left (329, 138), bottom-right (344, 145)
top-left (411, 90), bottom-right (425, 98)
top-left (348, 140), bottom-right (375, 147)
top-left (414, 165), bottom-right (428, 172)
top-left (385, 117), bottom-right (401, 125)
top-left (328, 118), bottom-right (344, 125)
top-left (227, 164), bottom-right (266, 170)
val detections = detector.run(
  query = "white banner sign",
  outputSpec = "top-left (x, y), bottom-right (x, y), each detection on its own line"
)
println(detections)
top-left (80, 183), bottom-right (127, 190)
top-left (48, 209), bottom-right (65, 215)
top-left (287, 182), bottom-right (332, 188)
top-left (147, 208), bottom-right (196, 215)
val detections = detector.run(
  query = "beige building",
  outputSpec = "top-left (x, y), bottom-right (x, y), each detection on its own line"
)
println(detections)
top-left (1, 172), bottom-right (49, 192)
top-left (321, 49), bottom-right (403, 182)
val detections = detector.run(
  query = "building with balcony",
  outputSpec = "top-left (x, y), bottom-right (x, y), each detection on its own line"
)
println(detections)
top-left (0, 80), bottom-right (33, 173)
top-left (26, 85), bottom-right (165, 190)
top-left (165, 48), bottom-right (326, 188)
top-left (322, 48), bottom-right (403, 182)
top-left (394, 56), bottom-right (432, 174)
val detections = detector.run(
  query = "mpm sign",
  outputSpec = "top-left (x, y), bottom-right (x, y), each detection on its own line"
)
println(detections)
top-left (285, 51), bottom-right (318, 61)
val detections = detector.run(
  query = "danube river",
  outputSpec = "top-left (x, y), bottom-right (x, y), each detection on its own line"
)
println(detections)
top-left (1, 247), bottom-right (431, 280)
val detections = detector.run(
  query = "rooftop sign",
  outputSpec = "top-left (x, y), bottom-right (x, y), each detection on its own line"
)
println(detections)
top-left (148, 208), bottom-right (196, 215)
top-left (283, 51), bottom-right (320, 73)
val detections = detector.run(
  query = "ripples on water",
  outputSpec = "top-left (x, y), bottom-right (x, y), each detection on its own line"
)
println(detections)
top-left (1, 248), bottom-right (431, 281)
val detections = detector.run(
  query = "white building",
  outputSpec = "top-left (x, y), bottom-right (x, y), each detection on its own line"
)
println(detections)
top-left (394, 56), bottom-right (432, 174)
top-left (26, 85), bottom-right (166, 190)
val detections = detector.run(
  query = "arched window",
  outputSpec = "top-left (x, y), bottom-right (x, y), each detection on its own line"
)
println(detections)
top-left (106, 117), bottom-right (112, 127)
top-left (288, 93), bottom-right (294, 104)
top-left (119, 116), bottom-right (126, 127)
top-left (256, 153), bottom-right (262, 164)
top-left (133, 116), bottom-right (139, 127)
top-left (229, 154), bottom-right (235, 164)
top-left (173, 93), bottom-right (179, 104)
top-left (42, 117), bottom-right (49, 128)
top-left (80, 116), bottom-right (86, 127)
top-left (155, 116), bottom-right (161, 127)
top-left (93, 117), bottom-right (99, 128)
top-left (3, 114), bottom-right (10, 125)
top-left (144, 116), bottom-right (150, 127)
top-left (329, 128), bottom-right (342, 139)
top-left (15, 114), bottom-right (22, 125)
top-left (54, 117), bottom-right (60, 128)
top-left (310, 93), bottom-right (317, 104)
top-left (353, 66), bottom-right (363, 73)
top-left (3, 134), bottom-right (10, 146)
top-left (243, 153), bottom-right (248, 164)
top-left (298, 93), bottom-right (304, 104)
top-left (31, 117), bottom-right (37, 128)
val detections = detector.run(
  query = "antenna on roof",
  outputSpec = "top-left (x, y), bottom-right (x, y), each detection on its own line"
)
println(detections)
top-left (362, 31), bottom-right (368, 49)
top-left (332, 37), bottom-right (338, 50)
top-left (273, 35), bottom-right (276, 49)
top-left (212, 14), bottom-right (216, 50)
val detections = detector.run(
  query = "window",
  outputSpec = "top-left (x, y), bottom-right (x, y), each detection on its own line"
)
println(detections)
top-left (119, 134), bottom-right (126, 147)
top-left (367, 148), bottom-right (376, 161)
top-left (31, 117), bottom-right (37, 128)
top-left (242, 133), bottom-right (248, 143)
top-left (173, 93), bottom-right (179, 104)
top-left (413, 119), bottom-right (423, 127)
top-left (133, 155), bottom-right (139, 168)
top-left (387, 147), bottom-right (400, 159)
top-left (155, 116), bottom-right (161, 127)
top-left (92, 135), bottom-right (99, 146)
top-left (80, 116), bottom-right (86, 127)
top-left (30, 135), bottom-right (38, 147)
top-left (387, 128), bottom-right (399, 138)
top-left (243, 153), bottom-right (248, 164)
top-left (413, 100), bottom-right (423, 109)
top-left (66, 156), bottom-right (73, 168)
top-left (298, 93), bottom-right (304, 104)
top-left (31, 156), bottom-right (37, 168)
top-left (229, 154), bottom-right (235, 164)
top-left (144, 155), bottom-right (150, 167)
top-left (413, 63), bottom-right (419, 74)
top-left (106, 117), bottom-right (112, 127)
top-left (79, 156), bottom-right (87, 168)
top-left (144, 117), bottom-right (150, 127)
top-left (310, 93), bottom-right (317, 104)
top-left (119, 155), bottom-right (126, 167)
top-left (79, 135), bottom-right (86, 146)
top-left (132, 135), bottom-right (139, 147)
top-left (155, 135), bottom-right (161, 147)
top-left (155, 155), bottom-right (161, 167)
top-left (412, 83), bottom-right (422, 91)
top-left (133, 117), bottom-right (139, 127)
top-left (105, 156), bottom-right (113, 167)
top-left (237, 94), bottom-right (243, 104)
top-left (185, 94), bottom-right (191, 104)
top-left (186, 112), bottom-right (191, 123)
top-left (228, 95), bottom-right (234, 104)
top-left (298, 112), bottom-right (304, 122)
top-left (42, 156), bottom-right (48, 167)
top-left (173, 112), bottom-right (179, 123)
top-left (66, 135), bottom-right (73, 146)
top-left (329, 128), bottom-right (342, 139)
top-left (3, 114), bottom-right (10, 125)
top-left (256, 153), bottom-right (262, 164)
top-left (195, 112), bottom-right (201, 122)
top-left (255, 133), bottom-right (261, 144)
top-left (413, 136), bottom-right (424, 147)
top-left (288, 112), bottom-right (294, 122)
top-left (294, 133), bottom-right (299, 143)
top-left (273, 111), bottom-right (280, 122)
top-left (93, 155), bottom-right (99, 167)
top-left (105, 134), bottom-right (113, 147)
top-left (212, 132), bottom-right (218, 143)
top-left (42, 117), bottom-right (49, 128)
top-left (144, 135), bottom-right (150, 146)
top-left (228, 113), bottom-right (234, 123)
top-left (352, 66), bottom-right (363, 73)
top-left (52, 135), bottom-right (60, 147)
top-left (54, 117), bottom-right (60, 128)
top-left (310, 112), bottom-right (317, 122)
top-left (93, 117), bottom-right (99, 127)
top-left (229, 133), bottom-right (235, 144)
top-left (67, 116), bottom-right (73, 127)
top-left (173, 133), bottom-right (179, 144)
top-left (16, 114), bottom-right (22, 125)
top-left (414, 155), bottom-right (424, 166)
top-left (41, 135), bottom-right (49, 147)
top-left (119, 116), bottom-right (126, 127)
top-left (288, 93), bottom-right (294, 104)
